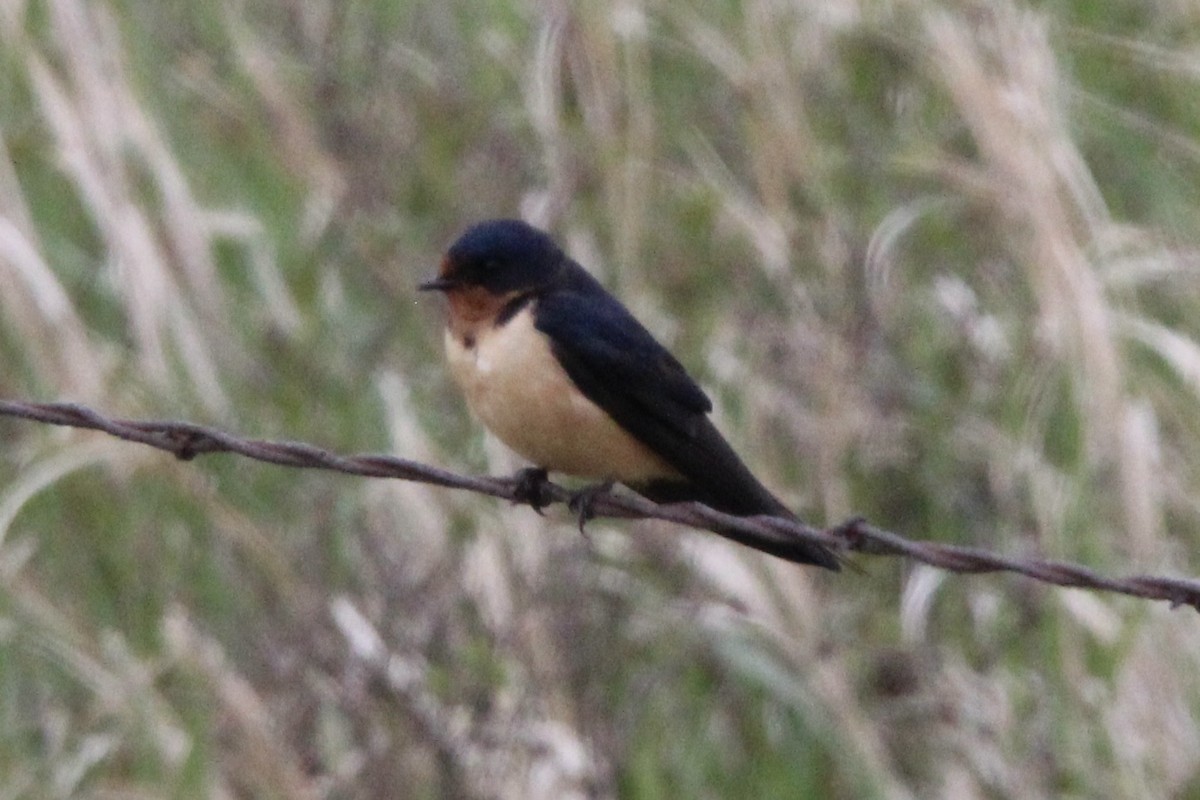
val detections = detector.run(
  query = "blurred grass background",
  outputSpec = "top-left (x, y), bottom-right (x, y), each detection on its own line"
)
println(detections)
top-left (1, 0), bottom-right (1199, 797)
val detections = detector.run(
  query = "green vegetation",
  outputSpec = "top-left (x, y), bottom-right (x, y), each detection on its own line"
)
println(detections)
top-left (2, 0), bottom-right (1199, 796)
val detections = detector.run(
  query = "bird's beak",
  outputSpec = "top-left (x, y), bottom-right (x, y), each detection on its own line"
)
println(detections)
top-left (418, 276), bottom-right (461, 293)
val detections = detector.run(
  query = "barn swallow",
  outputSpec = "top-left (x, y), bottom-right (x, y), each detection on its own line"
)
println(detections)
top-left (420, 219), bottom-right (838, 570)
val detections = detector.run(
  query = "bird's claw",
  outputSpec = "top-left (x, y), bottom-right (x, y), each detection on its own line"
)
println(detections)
top-left (567, 481), bottom-right (614, 537)
top-left (511, 467), bottom-right (552, 515)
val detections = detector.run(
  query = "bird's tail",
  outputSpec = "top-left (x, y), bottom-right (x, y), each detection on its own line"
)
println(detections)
top-left (635, 479), bottom-right (840, 570)
top-left (710, 517), bottom-right (840, 570)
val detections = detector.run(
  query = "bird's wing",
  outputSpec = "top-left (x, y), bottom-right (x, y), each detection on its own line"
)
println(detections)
top-left (534, 285), bottom-right (707, 426)
top-left (535, 284), bottom-right (839, 569)
top-left (534, 283), bottom-right (783, 516)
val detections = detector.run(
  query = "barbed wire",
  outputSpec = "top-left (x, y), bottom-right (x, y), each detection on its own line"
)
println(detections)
top-left (2, 398), bottom-right (1198, 612)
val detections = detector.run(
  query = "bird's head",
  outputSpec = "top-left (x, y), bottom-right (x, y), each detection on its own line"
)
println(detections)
top-left (420, 219), bottom-right (563, 297)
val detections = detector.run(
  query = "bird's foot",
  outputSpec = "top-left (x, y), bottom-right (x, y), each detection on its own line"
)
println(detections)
top-left (567, 481), bottom-right (615, 536)
top-left (511, 467), bottom-right (553, 515)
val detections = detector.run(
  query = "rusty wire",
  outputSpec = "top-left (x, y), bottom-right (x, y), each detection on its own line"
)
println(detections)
top-left (2, 398), bottom-right (1198, 612)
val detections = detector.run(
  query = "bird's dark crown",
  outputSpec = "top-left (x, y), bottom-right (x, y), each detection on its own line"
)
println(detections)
top-left (434, 219), bottom-right (564, 294)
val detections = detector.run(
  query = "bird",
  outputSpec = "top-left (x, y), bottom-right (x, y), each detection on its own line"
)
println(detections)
top-left (419, 219), bottom-right (839, 570)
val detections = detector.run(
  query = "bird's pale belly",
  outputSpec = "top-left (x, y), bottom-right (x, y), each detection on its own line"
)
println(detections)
top-left (445, 310), bottom-right (679, 482)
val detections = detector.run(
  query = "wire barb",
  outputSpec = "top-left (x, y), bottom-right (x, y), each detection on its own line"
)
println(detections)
top-left (2, 398), bottom-right (1198, 612)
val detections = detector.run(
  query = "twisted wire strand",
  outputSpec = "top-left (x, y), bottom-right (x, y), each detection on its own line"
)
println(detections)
top-left (2, 399), bottom-right (1197, 612)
